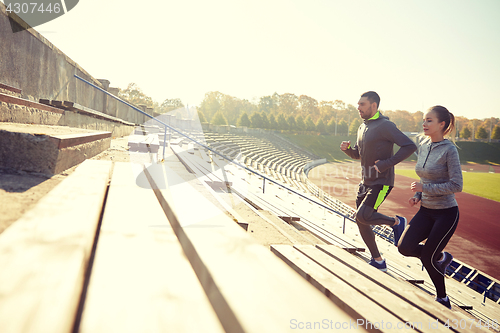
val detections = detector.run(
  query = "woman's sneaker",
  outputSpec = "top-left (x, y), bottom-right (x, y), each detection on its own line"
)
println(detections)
top-left (435, 296), bottom-right (452, 309)
top-left (436, 252), bottom-right (453, 275)
top-left (368, 258), bottom-right (387, 272)
top-left (392, 215), bottom-right (408, 246)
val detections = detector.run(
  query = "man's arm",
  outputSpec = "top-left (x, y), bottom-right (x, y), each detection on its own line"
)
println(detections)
top-left (375, 122), bottom-right (417, 172)
top-left (340, 140), bottom-right (360, 159)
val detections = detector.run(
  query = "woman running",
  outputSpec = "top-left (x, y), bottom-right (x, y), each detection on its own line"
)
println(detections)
top-left (398, 105), bottom-right (462, 309)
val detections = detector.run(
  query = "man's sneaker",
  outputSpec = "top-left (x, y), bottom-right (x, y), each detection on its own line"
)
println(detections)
top-left (436, 252), bottom-right (453, 275)
top-left (435, 296), bottom-right (452, 309)
top-left (368, 258), bottom-right (387, 272)
top-left (392, 215), bottom-right (407, 246)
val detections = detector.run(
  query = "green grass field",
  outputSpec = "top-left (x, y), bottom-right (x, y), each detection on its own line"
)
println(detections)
top-left (277, 132), bottom-right (500, 201)
top-left (395, 169), bottom-right (500, 202)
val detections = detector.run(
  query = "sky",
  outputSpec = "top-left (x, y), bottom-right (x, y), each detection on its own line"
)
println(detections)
top-left (14, 0), bottom-right (500, 119)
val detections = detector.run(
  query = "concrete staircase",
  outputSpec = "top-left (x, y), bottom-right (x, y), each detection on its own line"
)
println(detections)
top-left (0, 82), bottom-right (135, 175)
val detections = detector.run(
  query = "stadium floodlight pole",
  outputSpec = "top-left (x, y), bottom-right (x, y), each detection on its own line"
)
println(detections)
top-left (74, 74), bottom-right (356, 224)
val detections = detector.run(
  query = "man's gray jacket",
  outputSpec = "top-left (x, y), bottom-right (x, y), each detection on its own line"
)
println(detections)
top-left (343, 112), bottom-right (417, 186)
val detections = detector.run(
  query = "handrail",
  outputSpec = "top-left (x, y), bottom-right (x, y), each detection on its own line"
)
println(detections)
top-left (74, 74), bottom-right (357, 225)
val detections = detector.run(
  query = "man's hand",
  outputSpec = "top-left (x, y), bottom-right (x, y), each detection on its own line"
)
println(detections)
top-left (373, 159), bottom-right (380, 173)
top-left (340, 141), bottom-right (351, 151)
top-left (409, 197), bottom-right (420, 207)
top-left (411, 181), bottom-right (423, 192)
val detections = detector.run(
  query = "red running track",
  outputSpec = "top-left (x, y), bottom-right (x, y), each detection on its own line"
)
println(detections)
top-left (310, 162), bottom-right (500, 280)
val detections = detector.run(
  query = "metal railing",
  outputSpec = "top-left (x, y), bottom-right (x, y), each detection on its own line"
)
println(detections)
top-left (74, 74), bottom-right (358, 228)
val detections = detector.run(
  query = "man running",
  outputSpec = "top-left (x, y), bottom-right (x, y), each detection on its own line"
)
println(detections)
top-left (340, 91), bottom-right (417, 271)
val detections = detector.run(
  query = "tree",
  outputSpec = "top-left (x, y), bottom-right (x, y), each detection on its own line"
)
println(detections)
top-left (337, 119), bottom-right (348, 135)
top-left (305, 115), bottom-right (315, 132)
top-left (460, 126), bottom-right (471, 139)
top-left (299, 95), bottom-right (319, 119)
top-left (199, 91), bottom-right (224, 122)
top-left (412, 111), bottom-right (424, 132)
top-left (211, 111), bottom-right (228, 125)
top-left (259, 95), bottom-right (278, 114)
top-left (261, 112), bottom-right (270, 129)
top-left (333, 100), bottom-right (345, 113)
top-left (239, 98), bottom-right (258, 116)
top-left (476, 126), bottom-right (488, 139)
top-left (349, 118), bottom-right (361, 135)
top-left (319, 101), bottom-right (335, 120)
top-left (220, 94), bottom-right (241, 125)
top-left (119, 83), bottom-right (156, 109)
top-left (269, 114), bottom-right (278, 130)
top-left (277, 113), bottom-right (288, 130)
top-left (295, 115), bottom-right (305, 131)
top-left (492, 125), bottom-right (500, 140)
top-left (278, 93), bottom-right (299, 115)
top-left (327, 117), bottom-right (336, 134)
top-left (316, 118), bottom-right (326, 134)
top-left (287, 115), bottom-right (297, 131)
top-left (250, 112), bottom-right (263, 128)
top-left (197, 110), bottom-right (207, 123)
top-left (384, 110), bottom-right (415, 132)
top-left (237, 112), bottom-right (251, 127)
top-left (160, 98), bottom-right (184, 113)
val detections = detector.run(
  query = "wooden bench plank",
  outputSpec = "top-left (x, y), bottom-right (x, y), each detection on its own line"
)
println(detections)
top-left (0, 160), bottom-right (112, 333)
top-left (176, 156), bottom-right (248, 230)
top-left (295, 245), bottom-right (460, 333)
top-left (314, 245), bottom-right (486, 333)
top-left (200, 149), bottom-right (212, 163)
top-left (144, 163), bottom-right (359, 332)
top-left (271, 245), bottom-right (411, 332)
top-left (79, 162), bottom-right (223, 333)
top-left (372, 243), bottom-right (500, 321)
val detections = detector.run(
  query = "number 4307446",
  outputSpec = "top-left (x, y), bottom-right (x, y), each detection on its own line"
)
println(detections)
top-left (6, 2), bottom-right (62, 14)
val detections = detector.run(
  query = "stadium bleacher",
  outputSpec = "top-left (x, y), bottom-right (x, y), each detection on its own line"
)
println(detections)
top-left (4, 5), bottom-right (498, 330)
top-left (160, 125), bottom-right (500, 331)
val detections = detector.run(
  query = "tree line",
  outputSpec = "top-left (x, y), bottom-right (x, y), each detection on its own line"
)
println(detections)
top-left (116, 83), bottom-right (500, 139)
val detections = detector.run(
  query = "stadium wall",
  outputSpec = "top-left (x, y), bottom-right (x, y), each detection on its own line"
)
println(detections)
top-left (0, 3), bottom-right (145, 124)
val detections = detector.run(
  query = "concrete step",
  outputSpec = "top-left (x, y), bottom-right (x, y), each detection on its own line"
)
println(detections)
top-left (0, 123), bottom-right (111, 175)
top-left (0, 82), bottom-right (22, 97)
top-left (0, 93), bottom-right (134, 137)
top-left (127, 134), bottom-right (160, 153)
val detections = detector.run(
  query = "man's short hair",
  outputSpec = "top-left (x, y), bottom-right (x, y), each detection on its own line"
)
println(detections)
top-left (361, 91), bottom-right (380, 109)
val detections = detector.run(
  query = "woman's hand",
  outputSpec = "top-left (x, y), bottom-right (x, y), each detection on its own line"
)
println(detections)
top-left (411, 181), bottom-right (423, 192)
top-left (409, 197), bottom-right (420, 207)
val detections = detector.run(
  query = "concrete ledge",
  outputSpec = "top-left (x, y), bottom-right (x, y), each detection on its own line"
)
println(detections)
top-left (0, 82), bottom-right (22, 94)
top-left (47, 100), bottom-right (135, 127)
top-left (62, 111), bottom-right (134, 138)
top-left (54, 137), bottom-right (111, 174)
top-left (49, 131), bottom-right (111, 149)
top-left (0, 123), bottom-right (112, 175)
top-left (1, 94), bottom-right (64, 114)
top-left (1, 93), bottom-right (134, 138)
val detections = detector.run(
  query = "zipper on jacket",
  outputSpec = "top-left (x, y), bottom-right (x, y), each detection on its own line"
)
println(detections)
top-left (422, 143), bottom-right (433, 168)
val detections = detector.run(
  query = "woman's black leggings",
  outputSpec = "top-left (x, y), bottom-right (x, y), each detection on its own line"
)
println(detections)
top-left (398, 206), bottom-right (459, 298)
